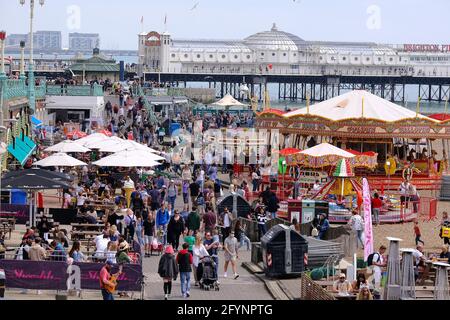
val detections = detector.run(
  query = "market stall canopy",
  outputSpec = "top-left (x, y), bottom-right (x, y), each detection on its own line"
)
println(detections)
top-left (93, 150), bottom-right (162, 168)
top-left (44, 140), bottom-right (91, 153)
top-left (34, 153), bottom-right (88, 167)
top-left (212, 94), bottom-right (246, 107)
top-left (3, 168), bottom-right (73, 182)
top-left (2, 174), bottom-right (71, 190)
top-left (284, 90), bottom-right (439, 122)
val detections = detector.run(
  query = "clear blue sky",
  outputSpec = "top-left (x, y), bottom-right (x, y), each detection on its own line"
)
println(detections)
top-left (1, 0), bottom-right (449, 50)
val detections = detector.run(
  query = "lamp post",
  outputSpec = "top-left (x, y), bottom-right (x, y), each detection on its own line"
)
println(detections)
top-left (20, 0), bottom-right (45, 113)
top-left (19, 41), bottom-right (26, 79)
top-left (0, 31), bottom-right (6, 78)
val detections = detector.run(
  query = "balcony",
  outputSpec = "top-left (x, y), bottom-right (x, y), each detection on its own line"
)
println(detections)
top-left (0, 78), bottom-right (46, 101)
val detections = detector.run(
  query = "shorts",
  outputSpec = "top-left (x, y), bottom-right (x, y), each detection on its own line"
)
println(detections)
top-left (224, 253), bottom-right (237, 262)
top-left (151, 202), bottom-right (160, 211)
top-left (144, 235), bottom-right (153, 245)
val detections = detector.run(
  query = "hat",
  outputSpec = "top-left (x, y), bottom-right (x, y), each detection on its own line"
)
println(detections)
top-left (162, 185), bottom-right (167, 189)
top-left (165, 245), bottom-right (174, 254)
top-left (119, 241), bottom-right (129, 251)
top-left (339, 273), bottom-right (346, 278)
top-left (106, 260), bottom-right (114, 266)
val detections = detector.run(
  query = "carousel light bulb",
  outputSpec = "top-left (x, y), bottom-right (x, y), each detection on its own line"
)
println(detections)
top-left (386, 161), bottom-right (391, 167)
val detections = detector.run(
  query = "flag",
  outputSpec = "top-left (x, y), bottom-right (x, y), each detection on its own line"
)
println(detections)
top-left (164, 14), bottom-right (167, 25)
top-left (362, 178), bottom-right (374, 261)
top-left (140, 16), bottom-right (144, 24)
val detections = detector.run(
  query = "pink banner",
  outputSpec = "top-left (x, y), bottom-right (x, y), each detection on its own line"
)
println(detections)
top-left (362, 178), bottom-right (374, 261)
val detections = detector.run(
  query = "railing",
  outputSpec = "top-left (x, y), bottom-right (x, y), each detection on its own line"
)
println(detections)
top-left (144, 66), bottom-right (450, 78)
top-left (1, 78), bottom-right (27, 100)
top-left (46, 84), bottom-right (104, 96)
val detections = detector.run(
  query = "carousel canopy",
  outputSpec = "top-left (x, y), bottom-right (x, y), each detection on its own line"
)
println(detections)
top-left (212, 94), bottom-right (246, 107)
top-left (284, 90), bottom-right (439, 122)
top-left (333, 158), bottom-right (355, 177)
top-left (300, 143), bottom-right (355, 158)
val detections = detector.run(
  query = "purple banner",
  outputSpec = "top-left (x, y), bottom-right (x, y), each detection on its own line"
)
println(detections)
top-left (0, 260), bottom-right (142, 292)
top-left (0, 204), bottom-right (29, 224)
top-left (0, 260), bottom-right (67, 290)
top-left (74, 262), bottom-right (142, 292)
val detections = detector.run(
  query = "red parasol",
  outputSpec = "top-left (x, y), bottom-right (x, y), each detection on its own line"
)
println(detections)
top-left (97, 129), bottom-right (113, 137)
top-left (66, 130), bottom-right (87, 140)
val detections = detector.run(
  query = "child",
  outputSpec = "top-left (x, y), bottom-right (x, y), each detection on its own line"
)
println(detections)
top-left (182, 181), bottom-right (189, 205)
top-left (414, 220), bottom-right (425, 246)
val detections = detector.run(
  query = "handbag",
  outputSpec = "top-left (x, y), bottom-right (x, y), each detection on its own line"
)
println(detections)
top-left (311, 228), bottom-right (319, 237)
top-left (442, 227), bottom-right (450, 238)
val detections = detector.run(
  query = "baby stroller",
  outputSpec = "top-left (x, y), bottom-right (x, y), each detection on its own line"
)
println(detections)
top-left (199, 256), bottom-right (220, 291)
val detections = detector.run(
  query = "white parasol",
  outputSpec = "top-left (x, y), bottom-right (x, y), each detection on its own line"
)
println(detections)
top-left (93, 149), bottom-right (162, 167)
top-left (45, 140), bottom-right (91, 153)
top-left (34, 153), bottom-right (88, 167)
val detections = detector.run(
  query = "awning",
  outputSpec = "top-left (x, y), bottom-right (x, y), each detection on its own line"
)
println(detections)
top-left (7, 134), bottom-right (37, 166)
top-left (31, 116), bottom-right (42, 128)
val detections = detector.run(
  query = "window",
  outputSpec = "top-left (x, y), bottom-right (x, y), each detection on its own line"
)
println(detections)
top-left (366, 57), bottom-right (370, 61)
top-left (354, 57), bottom-right (358, 61)
top-left (390, 57), bottom-right (394, 62)
top-left (209, 54), bottom-right (213, 58)
top-left (342, 57), bottom-right (346, 61)
top-left (197, 54), bottom-right (201, 58)
top-left (272, 53), bottom-right (276, 56)
top-left (261, 52), bottom-right (265, 56)
top-left (234, 55), bottom-right (238, 59)
top-left (184, 54), bottom-right (188, 58)
top-left (378, 57), bottom-right (382, 61)
top-left (222, 54), bottom-right (226, 59)
top-left (246, 55), bottom-right (251, 59)
top-left (283, 53), bottom-right (287, 57)
top-left (319, 56), bottom-right (323, 60)
top-left (171, 54), bottom-right (176, 58)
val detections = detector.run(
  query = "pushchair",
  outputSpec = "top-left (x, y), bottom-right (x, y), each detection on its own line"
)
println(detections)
top-left (199, 256), bottom-right (220, 291)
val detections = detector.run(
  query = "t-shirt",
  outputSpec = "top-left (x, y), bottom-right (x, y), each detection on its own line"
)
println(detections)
top-left (224, 237), bottom-right (238, 255)
top-left (143, 219), bottom-right (155, 236)
top-left (203, 212), bottom-right (216, 230)
top-left (203, 238), bottom-right (218, 256)
top-left (189, 182), bottom-right (200, 197)
top-left (95, 238), bottom-right (109, 257)
top-left (184, 235), bottom-right (195, 251)
top-left (333, 280), bottom-right (352, 296)
top-left (372, 198), bottom-right (383, 209)
top-left (349, 215), bottom-right (364, 231)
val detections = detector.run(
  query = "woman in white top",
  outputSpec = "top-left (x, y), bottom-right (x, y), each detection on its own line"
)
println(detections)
top-left (105, 241), bottom-right (117, 264)
top-left (192, 234), bottom-right (210, 286)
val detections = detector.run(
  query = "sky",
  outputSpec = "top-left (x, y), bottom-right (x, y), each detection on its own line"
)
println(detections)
top-left (1, 0), bottom-right (449, 50)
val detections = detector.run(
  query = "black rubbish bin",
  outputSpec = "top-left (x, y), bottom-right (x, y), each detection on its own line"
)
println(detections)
top-left (260, 224), bottom-right (308, 278)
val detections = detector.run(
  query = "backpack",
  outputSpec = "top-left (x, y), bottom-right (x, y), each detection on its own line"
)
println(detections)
top-left (367, 252), bottom-right (380, 266)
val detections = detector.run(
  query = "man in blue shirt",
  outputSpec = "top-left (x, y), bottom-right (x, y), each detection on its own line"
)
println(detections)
top-left (156, 202), bottom-right (170, 245)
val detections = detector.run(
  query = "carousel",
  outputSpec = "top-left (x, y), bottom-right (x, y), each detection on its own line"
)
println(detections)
top-left (256, 90), bottom-right (450, 191)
